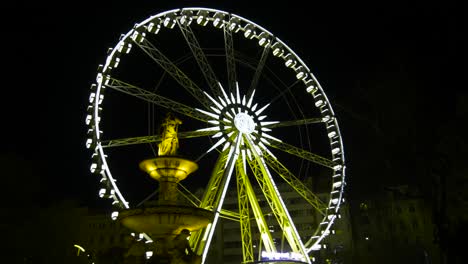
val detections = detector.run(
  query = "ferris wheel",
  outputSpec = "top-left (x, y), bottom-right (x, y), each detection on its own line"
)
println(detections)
top-left (86, 7), bottom-right (346, 264)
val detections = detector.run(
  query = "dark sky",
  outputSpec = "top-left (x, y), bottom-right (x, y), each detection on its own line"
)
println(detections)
top-left (2, 1), bottom-right (462, 209)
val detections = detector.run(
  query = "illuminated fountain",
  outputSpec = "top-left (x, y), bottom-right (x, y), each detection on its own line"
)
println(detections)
top-left (117, 113), bottom-right (213, 262)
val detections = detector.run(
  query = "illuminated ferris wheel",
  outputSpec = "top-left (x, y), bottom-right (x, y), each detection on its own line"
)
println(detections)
top-left (86, 7), bottom-right (346, 263)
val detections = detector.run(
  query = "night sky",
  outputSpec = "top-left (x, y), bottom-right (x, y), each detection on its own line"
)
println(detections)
top-left (2, 1), bottom-right (462, 210)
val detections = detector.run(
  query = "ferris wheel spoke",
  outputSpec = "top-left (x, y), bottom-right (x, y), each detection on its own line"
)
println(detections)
top-left (189, 148), bottom-right (230, 249)
top-left (264, 117), bottom-right (328, 128)
top-left (235, 159), bottom-right (254, 262)
top-left (177, 182), bottom-right (241, 221)
top-left (193, 135), bottom-right (242, 261)
top-left (262, 151), bottom-right (327, 216)
top-left (236, 158), bottom-right (276, 257)
top-left (223, 24), bottom-right (237, 93)
top-left (133, 38), bottom-right (212, 109)
top-left (105, 77), bottom-right (211, 122)
top-left (268, 139), bottom-right (339, 169)
top-left (245, 135), bottom-right (310, 263)
top-left (177, 21), bottom-right (223, 99)
top-left (101, 129), bottom-right (218, 148)
top-left (248, 45), bottom-right (270, 97)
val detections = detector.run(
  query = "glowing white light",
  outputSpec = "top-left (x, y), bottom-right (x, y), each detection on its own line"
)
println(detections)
top-left (333, 181), bottom-right (342, 188)
top-left (145, 251), bottom-right (153, 259)
top-left (260, 121), bottom-right (280, 126)
top-left (212, 13), bottom-right (225, 28)
top-left (180, 16), bottom-right (193, 26)
top-left (296, 70), bottom-right (307, 80)
top-left (204, 91), bottom-right (223, 110)
top-left (217, 96), bottom-right (228, 107)
top-left (255, 103), bottom-right (270, 116)
top-left (222, 141), bottom-right (231, 151)
top-left (247, 90), bottom-right (255, 107)
top-left (262, 133), bottom-right (282, 142)
top-left (111, 211), bottom-right (119, 220)
top-left (163, 17), bottom-right (175, 28)
top-left (311, 244), bottom-right (321, 251)
top-left (244, 26), bottom-right (255, 39)
top-left (333, 164), bottom-right (343, 171)
top-left (212, 132), bottom-right (223, 138)
top-left (196, 14), bottom-right (209, 26)
top-left (285, 55), bottom-right (296, 68)
top-left (230, 93), bottom-right (236, 105)
top-left (234, 113), bottom-right (255, 134)
top-left (196, 108), bottom-right (219, 119)
top-left (210, 106), bottom-right (221, 114)
top-left (206, 137), bottom-right (226, 153)
top-left (261, 251), bottom-right (303, 261)
top-left (74, 244), bottom-right (85, 252)
top-left (305, 80), bottom-right (317, 93)
top-left (218, 82), bottom-right (232, 104)
top-left (147, 22), bottom-right (161, 34)
top-left (260, 137), bottom-right (270, 145)
top-left (236, 83), bottom-right (241, 104)
top-left (272, 42), bottom-right (284, 57)
top-left (86, 138), bottom-right (93, 149)
top-left (89, 93), bottom-right (96, 103)
top-left (328, 131), bottom-right (337, 138)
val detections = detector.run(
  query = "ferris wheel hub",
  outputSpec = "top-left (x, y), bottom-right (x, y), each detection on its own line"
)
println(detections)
top-left (234, 112), bottom-right (256, 134)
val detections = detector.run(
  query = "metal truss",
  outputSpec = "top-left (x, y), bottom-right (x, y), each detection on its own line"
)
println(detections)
top-left (248, 46), bottom-right (270, 97)
top-left (178, 182), bottom-right (240, 222)
top-left (224, 24), bottom-right (237, 92)
top-left (235, 160), bottom-right (254, 263)
top-left (196, 136), bottom-right (241, 260)
top-left (189, 149), bottom-right (229, 248)
top-left (106, 77), bottom-right (210, 122)
top-left (133, 38), bottom-right (212, 109)
top-left (262, 152), bottom-right (327, 216)
top-left (101, 129), bottom-right (217, 148)
top-left (177, 21), bottom-right (222, 99)
top-left (246, 136), bottom-right (310, 262)
top-left (268, 140), bottom-right (338, 169)
top-left (237, 158), bottom-right (277, 255)
top-left (264, 117), bottom-right (325, 128)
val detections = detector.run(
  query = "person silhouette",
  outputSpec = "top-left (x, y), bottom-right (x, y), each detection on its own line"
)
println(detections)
top-left (170, 229), bottom-right (201, 264)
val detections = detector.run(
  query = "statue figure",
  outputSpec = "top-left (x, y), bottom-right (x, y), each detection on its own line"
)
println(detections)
top-left (158, 113), bottom-right (182, 156)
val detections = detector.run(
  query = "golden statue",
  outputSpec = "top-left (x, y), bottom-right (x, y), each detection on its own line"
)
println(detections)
top-left (158, 113), bottom-right (182, 156)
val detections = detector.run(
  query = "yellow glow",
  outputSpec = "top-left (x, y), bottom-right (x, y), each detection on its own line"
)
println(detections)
top-left (139, 157), bottom-right (198, 182)
top-left (74, 244), bottom-right (85, 256)
top-left (202, 223), bottom-right (212, 241)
